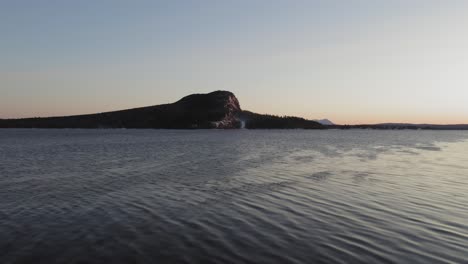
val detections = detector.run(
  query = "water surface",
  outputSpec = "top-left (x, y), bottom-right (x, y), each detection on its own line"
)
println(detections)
top-left (1, 129), bottom-right (467, 263)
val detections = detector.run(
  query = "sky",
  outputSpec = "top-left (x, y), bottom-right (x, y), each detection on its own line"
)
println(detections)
top-left (1, 0), bottom-right (468, 124)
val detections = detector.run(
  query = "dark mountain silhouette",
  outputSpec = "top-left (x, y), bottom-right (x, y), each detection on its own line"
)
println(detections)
top-left (0, 91), bottom-right (324, 129)
top-left (2, 91), bottom-right (466, 130)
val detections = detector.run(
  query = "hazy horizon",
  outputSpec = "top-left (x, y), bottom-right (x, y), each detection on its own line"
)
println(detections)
top-left (2, 1), bottom-right (468, 125)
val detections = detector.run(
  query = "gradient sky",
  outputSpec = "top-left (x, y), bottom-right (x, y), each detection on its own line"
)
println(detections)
top-left (2, 0), bottom-right (468, 124)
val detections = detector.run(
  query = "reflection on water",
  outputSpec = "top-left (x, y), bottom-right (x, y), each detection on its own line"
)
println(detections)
top-left (1, 129), bottom-right (467, 264)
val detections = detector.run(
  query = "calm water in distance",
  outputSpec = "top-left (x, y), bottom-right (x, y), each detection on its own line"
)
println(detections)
top-left (1, 129), bottom-right (468, 264)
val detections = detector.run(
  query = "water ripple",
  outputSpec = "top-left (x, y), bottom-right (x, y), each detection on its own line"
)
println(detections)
top-left (1, 129), bottom-right (468, 263)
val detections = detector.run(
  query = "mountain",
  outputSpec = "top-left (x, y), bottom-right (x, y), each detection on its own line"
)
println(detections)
top-left (0, 91), bottom-right (324, 129)
top-left (314, 119), bottom-right (335, 126)
top-left (2, 92), bottom-right (466, 130)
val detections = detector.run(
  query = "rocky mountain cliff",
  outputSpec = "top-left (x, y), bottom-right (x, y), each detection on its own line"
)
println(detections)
top-left (0, 91), bottom-right (324, 129)
top-left (0, 91), bottom-right (243, 129)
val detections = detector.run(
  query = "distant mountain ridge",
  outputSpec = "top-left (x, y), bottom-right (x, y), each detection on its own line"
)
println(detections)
top-left (342, 123), bottom-right (468, 130)
top-left (314, 119), bottom-right (335, 126)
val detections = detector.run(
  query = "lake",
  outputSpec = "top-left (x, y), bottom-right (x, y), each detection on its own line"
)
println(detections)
top-left (1, 129), bottom-right (467, 264)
